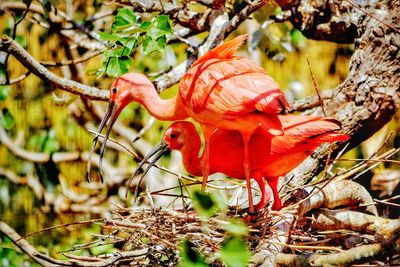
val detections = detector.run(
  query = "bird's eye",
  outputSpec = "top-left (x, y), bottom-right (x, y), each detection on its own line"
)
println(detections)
top-left (170, 133), bottom-right (177, 139)
top-left (112, 87), bottom-right (117, 94)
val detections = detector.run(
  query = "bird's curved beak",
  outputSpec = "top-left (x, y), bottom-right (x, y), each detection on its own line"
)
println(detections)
top-left (86, 102), bottom-right (122, 183)
top-left (127, 140), bottom-right (171, 199)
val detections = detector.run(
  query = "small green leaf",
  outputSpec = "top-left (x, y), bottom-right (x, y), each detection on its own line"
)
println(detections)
top-left (192, 190), bottom-right (226, 218)
top-left (112, 8), bottom-right (137, 32)
top-left (0, 108), bottom-right (15, 130)
top-left (222, 219), bottom-right (248, 236)
top-left (148, 15), bottom-right (173, 39)
top-left (104, 47), bottom-right (131, 58)
top-left (15, 35), bottom-right (27, 48)
top-left (179, 240), bottom-right (208, 267)
top-left (220, 237), bottom-right (250, 267)
top-left (154, 15), bottom-right (173, 33)
top-left (43, 132), bottom-right (59, 154)
top-left (119, 36), bottom-right (137, 51)
top-left (104, 56), bottom-right (132, 77)
top-left (99, 31), bottom-right (120, 42)
top-left (143, 36), bottom-right (167, 54)
top-left (139, 21), bottom-right (152, 31)
top-left (0, 86), bottom-right (10, 101)
top-left (290, 29), bottom-right (307, 49)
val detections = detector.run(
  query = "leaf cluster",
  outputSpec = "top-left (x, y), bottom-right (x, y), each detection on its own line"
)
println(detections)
top-left (100, 8), bottom-right (173, 77)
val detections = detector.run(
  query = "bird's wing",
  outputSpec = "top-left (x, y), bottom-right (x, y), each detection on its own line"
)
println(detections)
top-left (182, 58), bottom-right (289, 118)
top-left (271, 116), bottom-right (348, 154)
top-left (193, 34), bottom-right (247, 67)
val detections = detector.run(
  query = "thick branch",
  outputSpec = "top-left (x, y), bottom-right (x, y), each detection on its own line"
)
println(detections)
top-left (275, 236), bottom-right (400, 267)
top-left (0, 221), bottom-right (54, 267)
top-left (282, 0), bottom-right (400, 191)
top-left (313, 210), bottom-right (400, 238)
top-left (252, 179), bottom-right (375, 266)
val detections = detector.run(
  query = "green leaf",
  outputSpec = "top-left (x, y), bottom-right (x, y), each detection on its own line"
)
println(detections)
top-left (112, 8), bottom-right (137, 32)
top-left (143, 36), bottom-right (167, 54)
top-left (43, 132), bottom-right (59, 154)
top-left (179, 240), bottom-right (208, 267)
top-left (222, 219), bottom-right (248, 236)
top-left (290, 29), bottom-right (306, 49)
top-left (99, 31), bottom-right (120, 42)
top-left (191, 190), bottom-right (226, 218)
top-left (139, 21), bottom-right (152, 31)
top-left (104, 56), bottom-right (132, 77)
top-left (220, 237), bottom-right (250, 267)
top-left (0, 86), bottom-right (10, 101)
top-left (104, 47), bottom-right (131, 58)
top-left (155, 15), bottom-right (172, 31)
top-left (0, 108), bottom-right (15, 130)
top-left (119, 36), bottom-right (137, 51)
top-left (148, 15), bottom-right (173, 39)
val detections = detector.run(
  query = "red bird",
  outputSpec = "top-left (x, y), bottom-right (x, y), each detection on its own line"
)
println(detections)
top-left (87, 35), bottom-right (290, 213)
top-left (134, 116), bottom-right (349, 211)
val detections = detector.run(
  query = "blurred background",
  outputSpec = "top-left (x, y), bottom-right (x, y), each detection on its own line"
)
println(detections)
top-left (0, 0), bottom-right (399, 265)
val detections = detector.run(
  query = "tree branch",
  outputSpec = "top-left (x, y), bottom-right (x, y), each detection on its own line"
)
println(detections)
top-left (281, 0), bottom-right (400, 191)
top-left (275, 235), bottom-right (400, 267)
top-left (0, 35), bottom-right (108, 100)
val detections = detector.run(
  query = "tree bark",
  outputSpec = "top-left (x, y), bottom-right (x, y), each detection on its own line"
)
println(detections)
top-left (281, 0), bottom-right (400, 190)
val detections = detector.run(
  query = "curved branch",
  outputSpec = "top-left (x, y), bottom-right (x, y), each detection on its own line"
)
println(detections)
top-left (0, 35), bottom-right (108, 101)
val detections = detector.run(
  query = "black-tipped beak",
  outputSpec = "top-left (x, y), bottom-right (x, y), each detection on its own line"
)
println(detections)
top-left (86, 102), bottom-right (120, 183)
top-left (126, 140), bottom-right (171, 199)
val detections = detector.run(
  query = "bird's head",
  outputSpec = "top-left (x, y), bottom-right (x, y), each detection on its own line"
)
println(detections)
top-left (86, 73), bottom-right (154, 182)
top-left (163, 121), bottom-right (195, 150)
top-left (109, 73), bottom-right (154, 108)
top-left (127, 121), bottom-right (196, 197)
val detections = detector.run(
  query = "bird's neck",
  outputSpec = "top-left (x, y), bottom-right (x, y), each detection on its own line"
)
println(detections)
top-left (137, 88), bottom-right (188, 121)
top-left (180, 136), bottom-right (203, 177)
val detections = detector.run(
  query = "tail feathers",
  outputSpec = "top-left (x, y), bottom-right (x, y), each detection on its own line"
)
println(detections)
top-left (250, 114), bottom-right (284, 136)
top-left (196, 35), bottom-right (247, 64)
top-left (310, 132), bottom-right (349, 143)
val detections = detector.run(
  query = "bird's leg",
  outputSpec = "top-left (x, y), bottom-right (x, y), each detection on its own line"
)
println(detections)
top-left (242, 132), bottom-right (255, 214)
top-left (268, 176), bottom-right (282, 210)
top-left (201, 126), bottom-right (217, 191)
top-left (202, 139), bottom-right (210, 191)
top-left (254, 177), bottom-right (270, 211)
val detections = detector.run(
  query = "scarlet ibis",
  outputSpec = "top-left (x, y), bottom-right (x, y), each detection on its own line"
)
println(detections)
top-left (87, 35), bottom-right (289, 213)
top-left (135, 116), bottom-right (349, 211)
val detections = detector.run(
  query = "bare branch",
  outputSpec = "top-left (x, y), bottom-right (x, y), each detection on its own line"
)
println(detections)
top-left (0, 35), bottom-right (108, 100)
top-left (0, 221), bottom-right (55, 267)
top-left (313, 210), bottom-right (400, 238)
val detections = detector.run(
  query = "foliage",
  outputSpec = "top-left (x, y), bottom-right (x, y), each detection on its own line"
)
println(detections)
top-left (0, 236), bottom-right (40, 267)
top-left (0, 108), bottom-right (15, 130)
top-left (100, 8), bottom-right (173, 77)
top-left (180, 190), bottom-right (250, 266)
